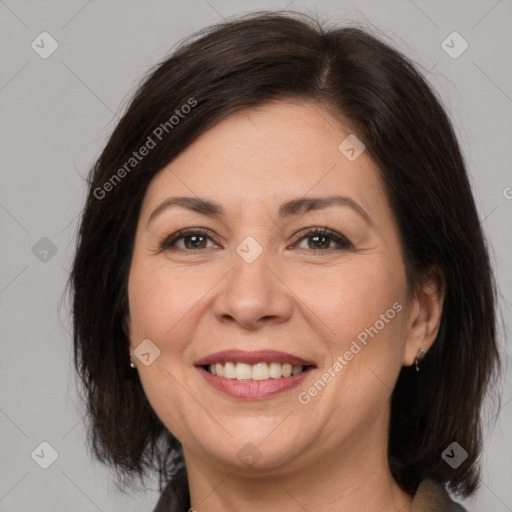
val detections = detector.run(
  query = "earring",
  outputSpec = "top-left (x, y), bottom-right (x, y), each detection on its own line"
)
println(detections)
top-left (130, 361), bottom-right (136, 368)
top-left (414, 348), bottom-right (425, 371)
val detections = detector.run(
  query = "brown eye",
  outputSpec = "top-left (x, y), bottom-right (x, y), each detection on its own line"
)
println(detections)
top-left (161, 228), bottom-right (217, 251)
top-left (294, 228), bottom-right (353, 252)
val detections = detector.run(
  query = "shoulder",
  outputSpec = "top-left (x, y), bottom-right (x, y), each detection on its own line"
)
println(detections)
top-left (152, 469), bottom-right (190, 512)
top-left (152, 480), bottom-right (178, 512)
top-left (411, 479), bottom-right (469, 512)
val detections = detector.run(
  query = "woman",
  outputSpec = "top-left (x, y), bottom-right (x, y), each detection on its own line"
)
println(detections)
top-left (70, 11), bottom-right (501, 512)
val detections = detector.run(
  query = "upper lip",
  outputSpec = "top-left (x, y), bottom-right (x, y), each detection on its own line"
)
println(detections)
top-left (195, 350), bottom-right (316, 367)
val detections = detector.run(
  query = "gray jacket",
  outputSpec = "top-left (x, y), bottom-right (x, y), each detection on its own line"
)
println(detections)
top-left (152, 477), bottom-right (469, 511)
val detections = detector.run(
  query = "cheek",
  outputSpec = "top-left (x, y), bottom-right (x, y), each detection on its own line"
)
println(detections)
top-left (304, 265), bottom-right (407, 425)
top-left (127, 260), bottom-right (216, 348)
top-left (127, 262), bottom-right (208, 440)
top-left (306, 258), bottom-right (408, 397)
top-left (297, 258), bottom-right (405, 345)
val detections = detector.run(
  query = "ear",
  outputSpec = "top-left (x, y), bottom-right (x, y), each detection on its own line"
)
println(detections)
top-left (403, 266), bottom-right (446, 367)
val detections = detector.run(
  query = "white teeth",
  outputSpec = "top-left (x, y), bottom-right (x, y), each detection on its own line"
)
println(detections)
top-left (252, 362), bottom-right (268, 381)
top-left (269, 362), bottom-right (282, 378)
top-left (224, 362), bottom-right (236, 379)
top-left (235, 362), bottom-right (252, 380)
top-left (207, 362), bottom-right (305, 380)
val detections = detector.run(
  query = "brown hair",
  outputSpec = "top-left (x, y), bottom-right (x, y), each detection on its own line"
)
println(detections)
top-left (69, 10), bottom-right (501, 499)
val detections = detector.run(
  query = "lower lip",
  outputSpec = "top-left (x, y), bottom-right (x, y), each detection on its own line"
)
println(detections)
top-left (197, 367), bottom-right (314, 400)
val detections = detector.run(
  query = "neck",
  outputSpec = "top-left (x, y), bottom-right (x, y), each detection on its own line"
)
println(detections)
top-left (183, 418), bottom-right (413, 512)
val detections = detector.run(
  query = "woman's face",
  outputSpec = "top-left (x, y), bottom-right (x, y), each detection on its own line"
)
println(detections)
top-left (126, 100), bottom-right (419, 475)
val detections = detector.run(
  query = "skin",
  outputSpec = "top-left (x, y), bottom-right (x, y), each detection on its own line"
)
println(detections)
top-left (125, 99), bottom-right (445, 512)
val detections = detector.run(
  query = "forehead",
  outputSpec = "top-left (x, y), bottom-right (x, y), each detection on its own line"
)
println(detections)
top-left (141, 100), bottom-right (386, 220)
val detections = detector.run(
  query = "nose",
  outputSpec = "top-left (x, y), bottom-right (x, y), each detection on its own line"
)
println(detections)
top-left (213, 248), bottom-right (293, 330)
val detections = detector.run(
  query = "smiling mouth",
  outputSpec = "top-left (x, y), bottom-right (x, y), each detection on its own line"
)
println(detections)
top-left (203, 361), bottom-right (314, 381)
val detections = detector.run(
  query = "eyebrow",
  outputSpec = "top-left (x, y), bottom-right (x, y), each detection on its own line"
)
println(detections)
top-left (147, 195), bottom-right (372, 226)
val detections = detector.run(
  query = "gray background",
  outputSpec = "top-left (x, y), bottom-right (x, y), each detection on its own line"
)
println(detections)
top-left (0, 0), bottom-right (511, 510)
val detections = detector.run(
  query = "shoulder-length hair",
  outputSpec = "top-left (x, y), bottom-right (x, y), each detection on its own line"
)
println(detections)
top-left (69, 10), bottom-right (501, 498)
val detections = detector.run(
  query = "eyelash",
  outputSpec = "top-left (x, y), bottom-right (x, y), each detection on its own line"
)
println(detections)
top-left (159, 227), bottom-right (353, 253)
